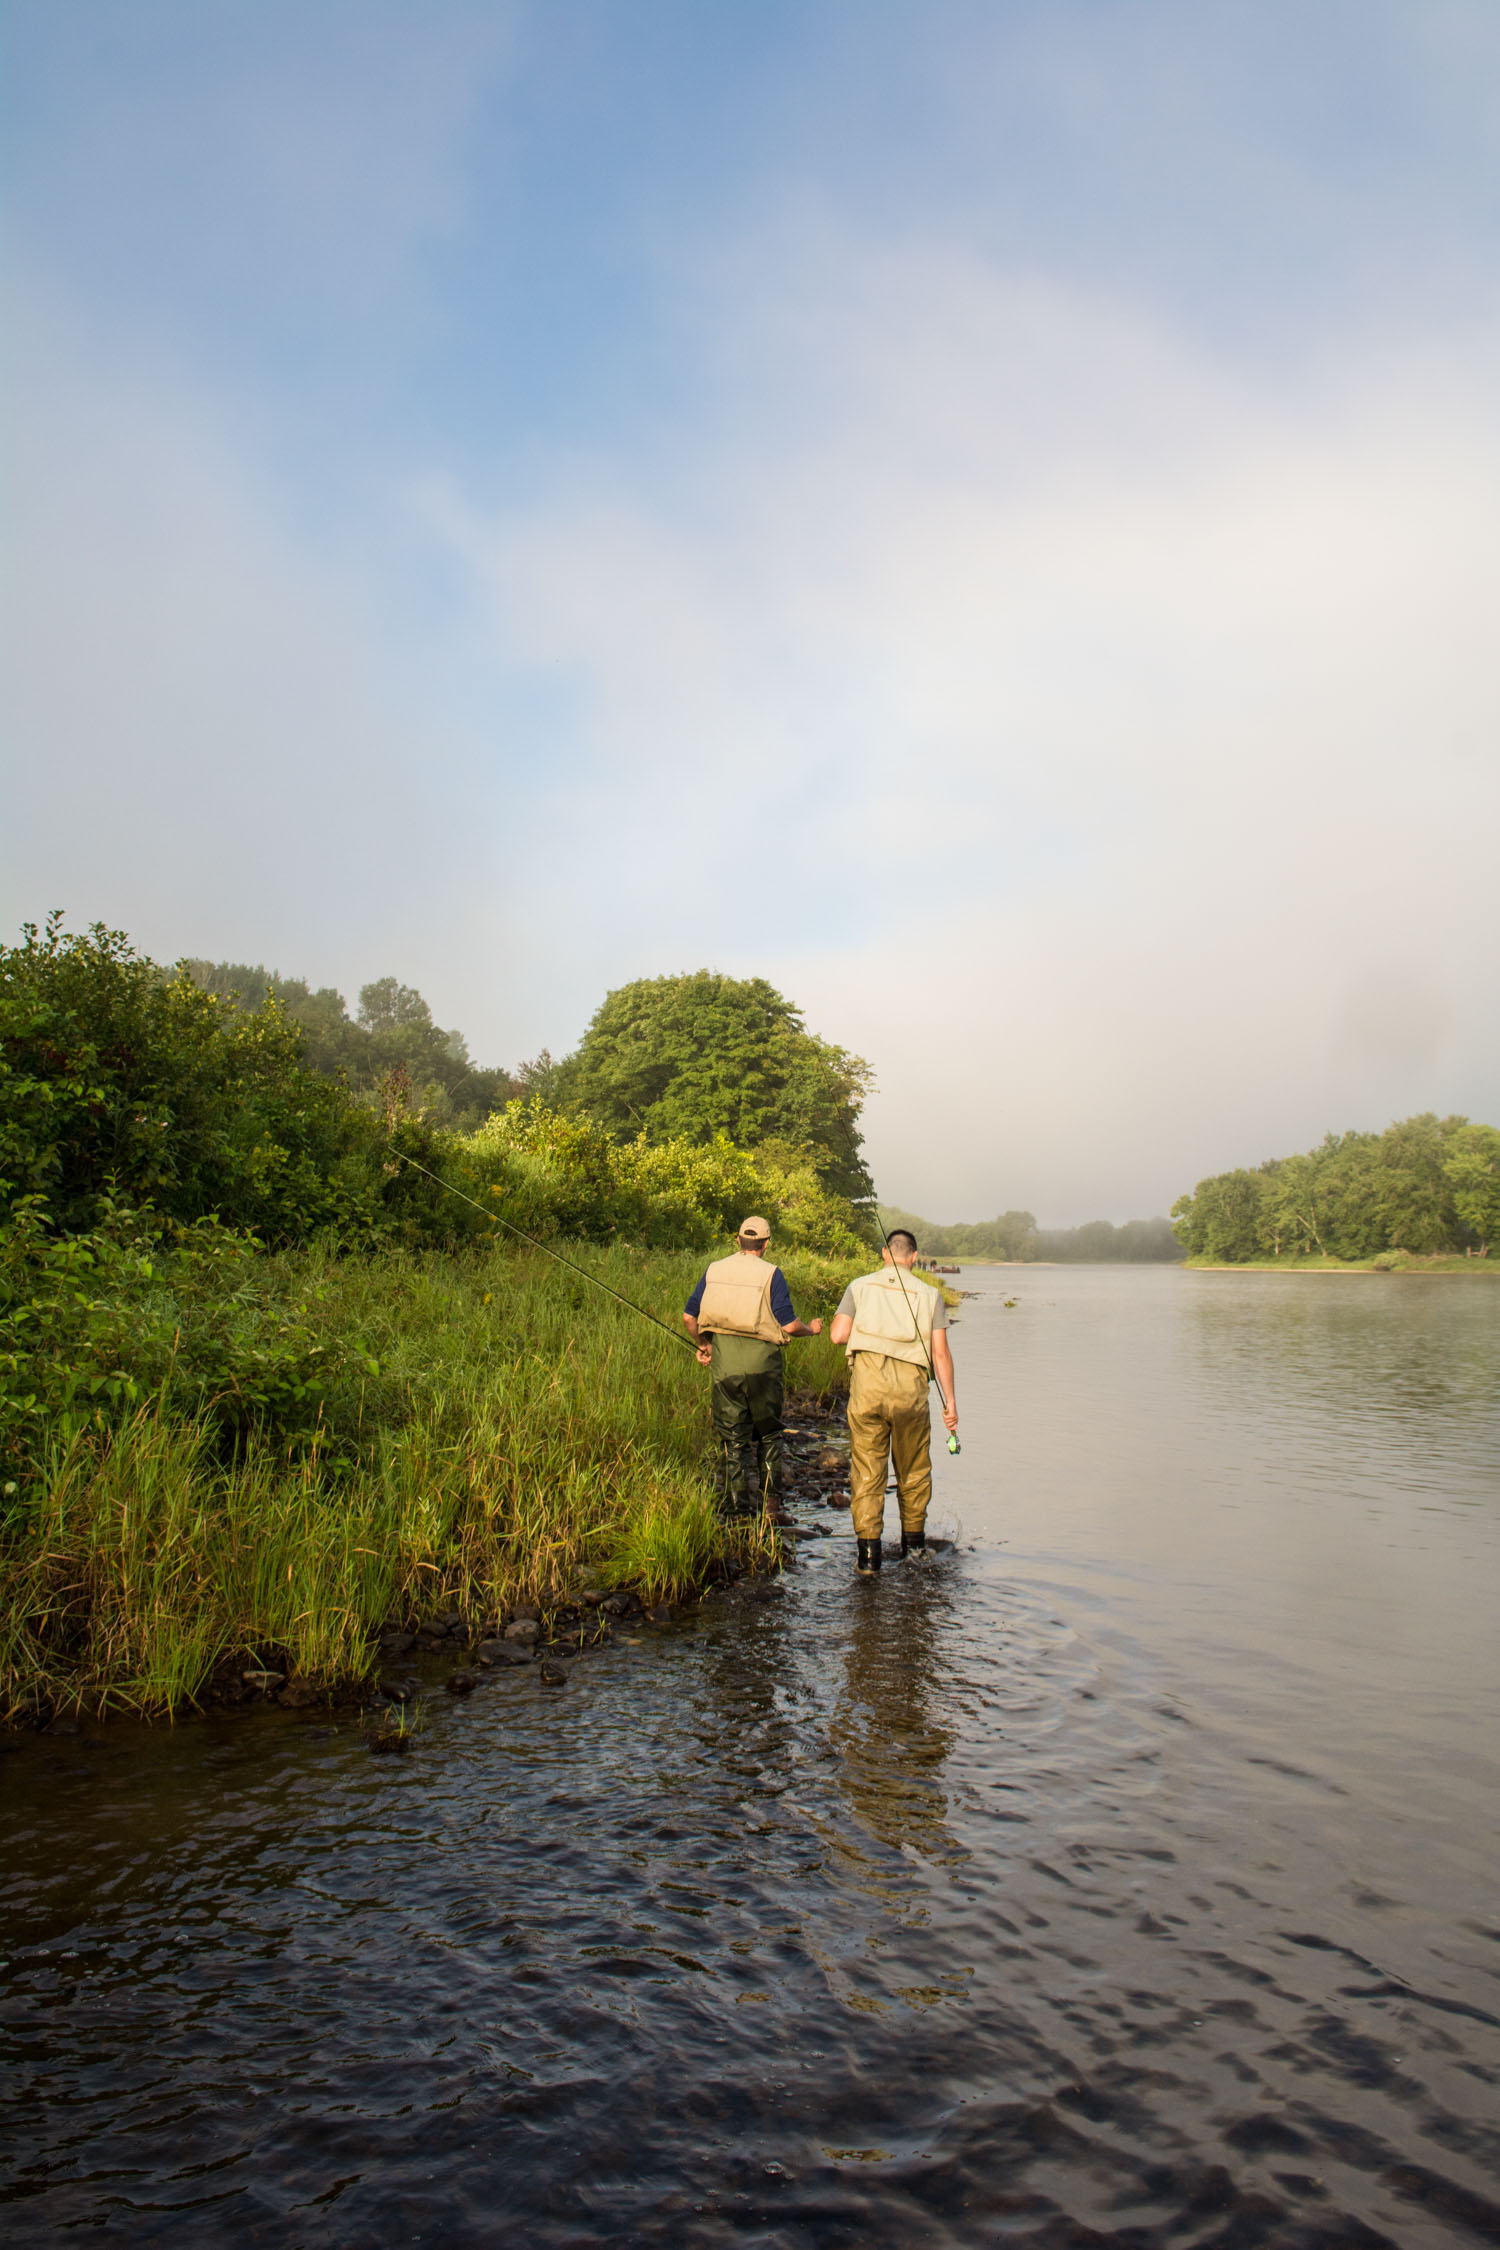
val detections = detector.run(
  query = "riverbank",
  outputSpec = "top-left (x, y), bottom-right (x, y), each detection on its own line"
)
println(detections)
top-left (1, 1244), bottom-right (854, 1727)
top-left (1184, 1251), bottom-right (1497, 1274)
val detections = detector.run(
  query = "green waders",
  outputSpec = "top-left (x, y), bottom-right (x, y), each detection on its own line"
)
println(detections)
top-left (708, 1332), bottom-right (785, 1518)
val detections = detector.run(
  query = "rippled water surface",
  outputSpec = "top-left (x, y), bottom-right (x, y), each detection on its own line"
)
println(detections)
top-left (5, 1268), bottom-right (1499, 2248)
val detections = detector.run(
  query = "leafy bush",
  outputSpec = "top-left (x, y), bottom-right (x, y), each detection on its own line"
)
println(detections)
top-left (0, 1195), bottom-right (374, 1499)
top-left (463, 1102), bottom-right (870, 1257)
top-left (1, 917), bottom-right (379, 1242)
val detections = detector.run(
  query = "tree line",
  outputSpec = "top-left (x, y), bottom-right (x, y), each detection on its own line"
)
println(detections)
top-left (883, 1207), bottom-right (1183, 1263)
top-left (1170, 1113), bottom-right (1499, 1262)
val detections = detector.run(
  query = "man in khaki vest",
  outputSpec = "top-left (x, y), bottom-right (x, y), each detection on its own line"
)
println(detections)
top-left (830, 1230), bottom-right (957, 1574)
top-left (683, 1217), bottom-right (822, 1520)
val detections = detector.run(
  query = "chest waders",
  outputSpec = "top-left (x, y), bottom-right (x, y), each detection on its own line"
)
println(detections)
top-left (838, 1138), bottom-right (959, 1576)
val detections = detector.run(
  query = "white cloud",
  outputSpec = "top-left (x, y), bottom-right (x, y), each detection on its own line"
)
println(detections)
top-left (436, 232), bottom-right (1500, 1216)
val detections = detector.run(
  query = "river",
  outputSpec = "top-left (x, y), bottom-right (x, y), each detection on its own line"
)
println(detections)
top-left (4, 1266), bottom-right (1498, 2247)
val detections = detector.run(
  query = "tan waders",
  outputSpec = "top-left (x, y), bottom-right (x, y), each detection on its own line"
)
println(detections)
top-left (848, 1351), bottom-right (932, 1543)
top-left (709, 1332), bottom-right (785, 1519)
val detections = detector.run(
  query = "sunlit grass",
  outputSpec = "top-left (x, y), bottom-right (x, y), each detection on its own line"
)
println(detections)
top-left (1, 1239), bottom-right (854, 1717)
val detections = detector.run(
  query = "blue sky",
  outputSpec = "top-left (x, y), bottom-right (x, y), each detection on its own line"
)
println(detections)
top-left (4, 1), bottom-right (1498, 1218)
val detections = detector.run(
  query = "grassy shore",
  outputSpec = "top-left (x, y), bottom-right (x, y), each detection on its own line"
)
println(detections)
top-left (1, 1243), bottom-right (854, 1723)
top-left (1184, 1253), bottom-right (1497, 1274)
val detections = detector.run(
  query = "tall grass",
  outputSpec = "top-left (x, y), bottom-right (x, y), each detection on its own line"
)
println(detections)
top-left (1, 1240), bottom-right (851, 1718)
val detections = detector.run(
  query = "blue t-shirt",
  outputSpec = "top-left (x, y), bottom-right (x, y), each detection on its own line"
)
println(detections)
top-left (685, 1265), bottom-right (796, 1326)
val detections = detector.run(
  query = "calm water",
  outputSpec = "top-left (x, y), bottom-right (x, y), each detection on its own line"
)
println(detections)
top-left (4, 1267), bottom-right (1499, 2248)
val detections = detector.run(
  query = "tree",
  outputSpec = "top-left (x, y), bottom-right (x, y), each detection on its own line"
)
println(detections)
top-left (563, 971), bottom-right (875, 1201)
top-left (1364, 1113), bottom-right (1462, 1254)
top-left (1258, 1150), bottom-right (1335, 1258)
top-left (1172, 1170), bottom-right (1265, 1261)
top-left (357, 978), bottom-right (433, 1034)
top-left (1444, 1122), bottom-right (1500, 1254)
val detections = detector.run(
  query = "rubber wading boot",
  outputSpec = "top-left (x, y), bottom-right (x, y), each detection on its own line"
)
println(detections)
top-left (901, 1528), bottom-right (926, 1557)
top-left (856, 1538), bottom-right (882, 1575)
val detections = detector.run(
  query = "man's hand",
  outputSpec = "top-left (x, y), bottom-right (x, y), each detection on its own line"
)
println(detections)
top-left (933, 1331), bottom-right (957, 1432)
top-left (696, 1341), bottom-right (712, 1367)
top-left (810, 1316), bottom-right (823, 1335)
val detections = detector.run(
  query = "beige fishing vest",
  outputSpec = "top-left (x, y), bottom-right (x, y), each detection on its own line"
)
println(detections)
top-left (843, 1267), bottom-right (939, 1371)
top-left (697, 1253), bottom-right (787, 1346)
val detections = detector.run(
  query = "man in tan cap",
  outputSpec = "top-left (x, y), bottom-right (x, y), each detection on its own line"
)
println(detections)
top-left (683, 1218), bottom-right (822, 1520)
top-left (830, 1229), bottom-right (957, 1573)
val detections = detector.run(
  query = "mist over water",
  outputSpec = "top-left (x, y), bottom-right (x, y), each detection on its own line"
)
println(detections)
top-left (5, 1269), bottom-right (1498, 2247)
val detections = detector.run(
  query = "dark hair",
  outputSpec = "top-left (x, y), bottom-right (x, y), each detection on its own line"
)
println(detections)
top-left (885, 1229), bottom-right (918, 1255)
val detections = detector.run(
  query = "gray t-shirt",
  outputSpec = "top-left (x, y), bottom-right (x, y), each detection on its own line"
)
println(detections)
top-left (837, 1269), bottom-right (948, 1326)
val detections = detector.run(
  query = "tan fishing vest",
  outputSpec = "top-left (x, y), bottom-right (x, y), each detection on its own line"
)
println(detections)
top-left (843, 1267), bottom-right (939, 1371)
top-left (697, 1253), bottom-right (787, 1346)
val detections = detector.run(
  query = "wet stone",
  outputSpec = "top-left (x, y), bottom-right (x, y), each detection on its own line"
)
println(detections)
top-left (446, 1671), bottom-right (478, 1696)
top-left (538, 1658), bottom-right (570, 1688)
top-left (242, 1670), bottom-right (285, 1690)
top-left (504, 1618), bottom-right (540, 1645)
top-left (377, 1677), bottom-right (416, 1702)
top-left (478, 1639), bottom-right (533, 1667)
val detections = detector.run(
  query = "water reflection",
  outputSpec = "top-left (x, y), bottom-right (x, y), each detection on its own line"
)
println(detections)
top-left (827, 1570), bottom-right (961, 1873)
top-left (1184, 1272), bottom-right (1500, 1456)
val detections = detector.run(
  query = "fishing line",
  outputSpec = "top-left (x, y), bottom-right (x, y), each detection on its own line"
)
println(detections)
top-left (390, 1148), bottom-right (699, 1353)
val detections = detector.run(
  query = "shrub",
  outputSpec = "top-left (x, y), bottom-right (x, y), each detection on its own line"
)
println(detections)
top-left (463, 1103), bottom-right (870, 1258)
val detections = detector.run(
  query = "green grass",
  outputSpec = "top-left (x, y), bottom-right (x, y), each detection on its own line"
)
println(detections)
top-left (1, 1240), bottom-right (852, 1719)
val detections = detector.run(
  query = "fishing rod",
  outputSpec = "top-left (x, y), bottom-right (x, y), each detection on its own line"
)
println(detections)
top-left (391, 1149), bottom-right (700, 1353)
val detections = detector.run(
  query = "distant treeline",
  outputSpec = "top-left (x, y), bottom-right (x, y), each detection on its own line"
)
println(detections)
top-left (1171, 1113), bottom-right (1498, 1263)
top-left (884, 1207), bottom-right (1183, 1264)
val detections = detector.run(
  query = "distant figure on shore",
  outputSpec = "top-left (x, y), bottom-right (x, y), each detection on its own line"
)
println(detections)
top-left (683, 1217), bottom-right (823, 1522)
top-left (830, 1231), bottom-right (957, 1574)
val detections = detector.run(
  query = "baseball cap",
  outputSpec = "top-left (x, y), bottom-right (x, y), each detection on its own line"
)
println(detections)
top-left (737, 1215), bottom-right (771, 1241)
